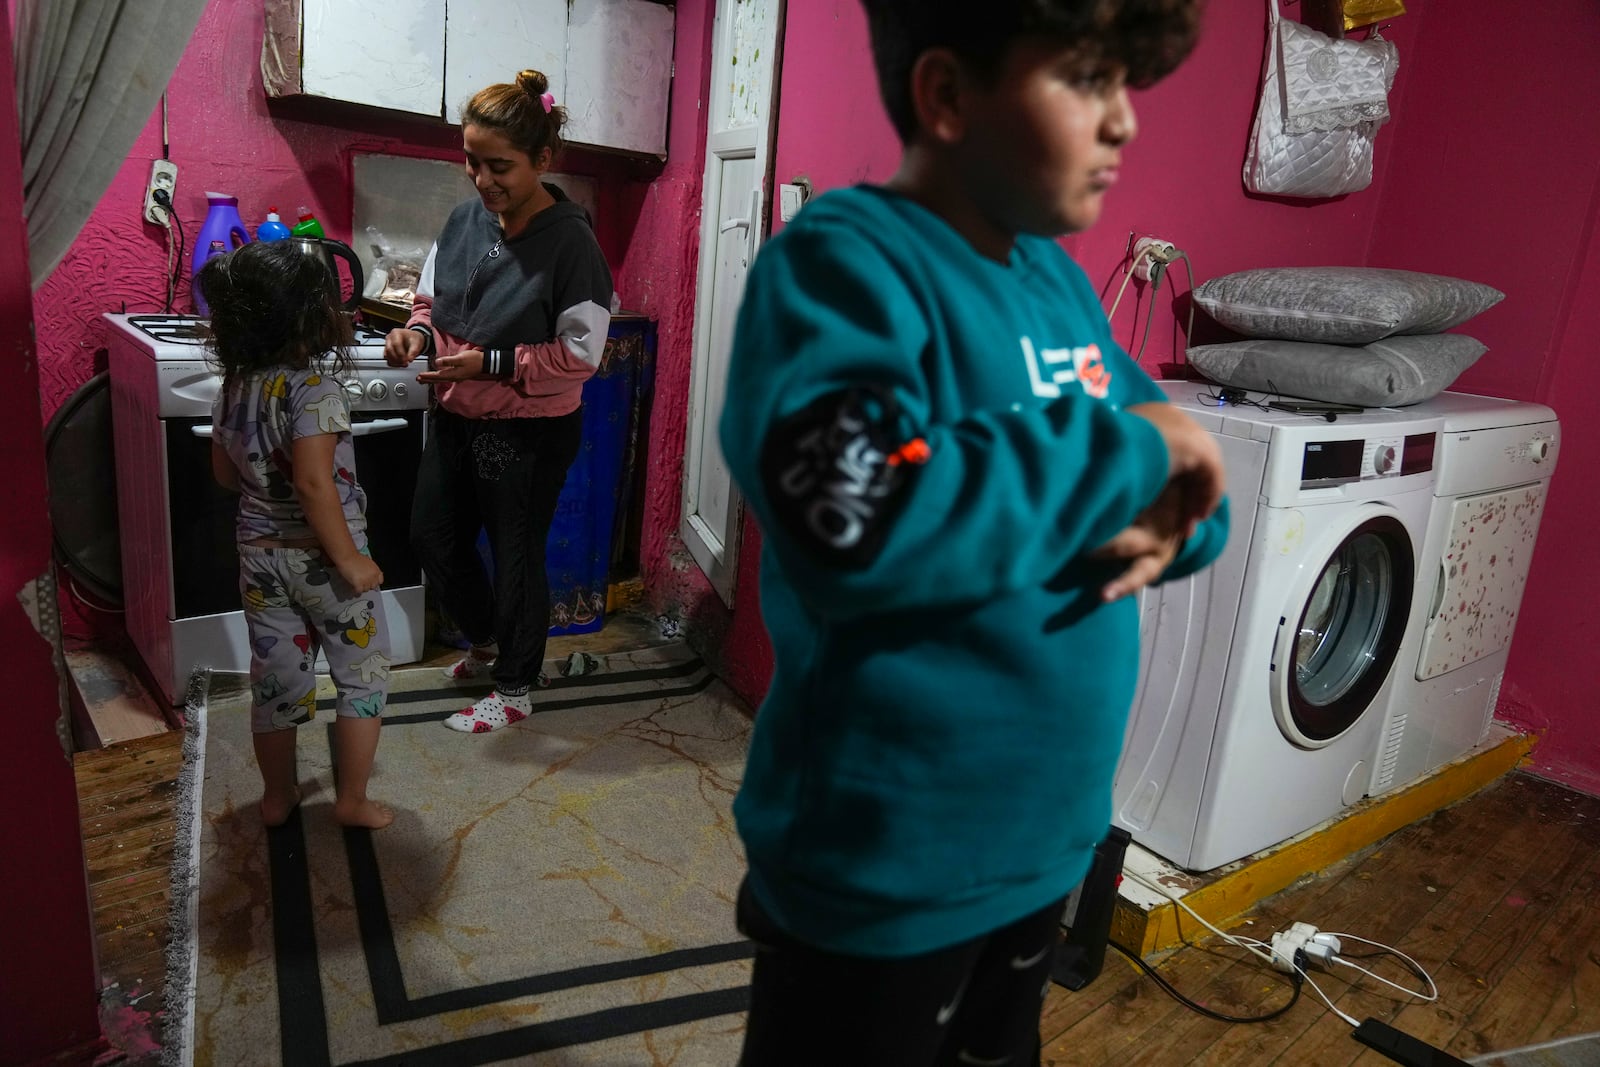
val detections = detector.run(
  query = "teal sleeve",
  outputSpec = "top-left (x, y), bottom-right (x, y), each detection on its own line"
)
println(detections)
top-left (720, 224), bottom-right (1172, 621)
top-left (1094, 343), bottom-right (1231, 585)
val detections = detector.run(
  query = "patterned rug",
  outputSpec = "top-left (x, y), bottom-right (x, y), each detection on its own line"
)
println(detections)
top-left (175, 643), bottom-right (755, 1066)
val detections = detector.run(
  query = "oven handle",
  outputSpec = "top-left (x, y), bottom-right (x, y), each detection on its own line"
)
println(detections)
top-left (190, 417), bottom-right (410, 439)
top-left (350, 418), bottom-right (411, 436)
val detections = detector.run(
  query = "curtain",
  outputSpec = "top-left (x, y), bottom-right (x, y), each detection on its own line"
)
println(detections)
top-left (13, 0), bottom-right (208, 288)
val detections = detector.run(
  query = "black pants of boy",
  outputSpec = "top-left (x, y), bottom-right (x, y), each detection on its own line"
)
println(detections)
top-left (736, 879), bottom-right (1062, 1067)
top-left (411, 407), bottom-right (582, 693)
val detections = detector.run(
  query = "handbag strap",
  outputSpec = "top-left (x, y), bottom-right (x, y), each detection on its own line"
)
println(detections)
top-left (1267, 0), bottom-right (1281, 27)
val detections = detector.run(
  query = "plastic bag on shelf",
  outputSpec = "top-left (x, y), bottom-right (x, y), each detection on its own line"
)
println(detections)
top-left (361, 225), bottom-right (427, 307)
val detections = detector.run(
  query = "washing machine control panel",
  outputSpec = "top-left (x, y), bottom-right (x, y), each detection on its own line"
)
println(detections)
top-left (1300, 432), bottom-right (1436, 487)
top-left (1364, 436), bottom-right (1402, 478)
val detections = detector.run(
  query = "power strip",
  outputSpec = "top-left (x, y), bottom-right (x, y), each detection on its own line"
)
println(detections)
top-left (1269, 922), bottom-right (1342, 972)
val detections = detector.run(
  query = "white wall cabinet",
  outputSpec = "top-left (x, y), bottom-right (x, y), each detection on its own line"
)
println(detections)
top-left (565, 0), bottom-right (676, 157)
top-left (264, 0), bottom-right (675, 158)
top-left (270, 0), bottom-right (448, 117)
top-left (443, 0), bottom-right (567, 126)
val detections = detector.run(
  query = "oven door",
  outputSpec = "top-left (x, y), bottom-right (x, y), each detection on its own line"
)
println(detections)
top-left (166, 411), bottom-right (424, 620)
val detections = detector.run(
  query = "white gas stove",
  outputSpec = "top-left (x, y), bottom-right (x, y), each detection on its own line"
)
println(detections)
top-left (104, 313), bottom-right (428, 705)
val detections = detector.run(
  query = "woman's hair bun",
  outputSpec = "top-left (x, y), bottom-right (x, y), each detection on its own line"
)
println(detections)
top-left (515, 69), bottom-right (549, 98)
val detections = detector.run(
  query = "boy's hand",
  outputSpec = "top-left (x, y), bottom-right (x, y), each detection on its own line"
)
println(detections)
top-left (1125, 402), bottom-right (1225, 538)
top-left (417, 348), bottom-right (485, 383)
top-left (1093, 483), bottom-right (1186, 601)
top-left (337, 555), bottom-right (384, 595)
top-left (385, 328), bottom-right (427, 368)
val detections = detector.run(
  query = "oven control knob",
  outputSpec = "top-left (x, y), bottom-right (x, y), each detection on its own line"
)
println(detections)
top-left (366, 380), bottom-right (388, 401)
top-left (393, 382), bottom-right (408, 400)
top-left (344, 380), bottom-right (363, 400)
top-left (1529, 437), bottom-right (1550, 462)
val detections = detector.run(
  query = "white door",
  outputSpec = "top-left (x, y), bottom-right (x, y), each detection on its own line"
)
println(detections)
top-left (681, 0), bottom-right (782, 605)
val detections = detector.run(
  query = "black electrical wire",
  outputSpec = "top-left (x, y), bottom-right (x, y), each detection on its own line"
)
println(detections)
top-left (1103, 896), bottom-right (1303, 1025)
top-left (169, 208), bottom-right (186, 302)
top-left (153, 188), bottom-right (185, 312)
top-left (1107, 938), bottom-right (1304, 1023)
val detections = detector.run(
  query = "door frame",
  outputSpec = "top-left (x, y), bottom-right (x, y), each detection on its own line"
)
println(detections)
top-left (680, 0), bottom-right (785, 607)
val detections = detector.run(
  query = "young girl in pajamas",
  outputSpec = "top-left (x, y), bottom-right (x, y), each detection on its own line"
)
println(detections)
top-left (203, 240), bottom-right (394, 830)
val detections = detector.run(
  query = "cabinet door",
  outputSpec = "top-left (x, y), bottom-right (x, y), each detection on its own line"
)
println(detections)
top-left (564, 0), bottom-right (676, 156)
top-left (444, 0), bottom-right (567, 125)
top-left (1417, 483), bottom-right (1548, 680)
top-left (300, 0), bottom-right (446, 116)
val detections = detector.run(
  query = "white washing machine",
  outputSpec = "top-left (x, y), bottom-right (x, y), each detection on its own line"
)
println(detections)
top-left (1112, 383), bottom-right (1443, 871)
top-left (1368, 392), bottom-right (1560, 796)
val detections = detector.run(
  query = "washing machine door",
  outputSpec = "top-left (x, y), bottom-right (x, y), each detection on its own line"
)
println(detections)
top-left (1271, 512), bottom-right (1415, 748)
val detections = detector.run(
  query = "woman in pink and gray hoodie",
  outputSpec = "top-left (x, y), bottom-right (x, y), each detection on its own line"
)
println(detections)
top-left (384, 69), bottom-right (613, 733)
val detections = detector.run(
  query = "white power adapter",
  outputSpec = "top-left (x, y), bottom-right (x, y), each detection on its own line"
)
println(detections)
top-left (1269, 922), bottom-right (1343, 972)
top-left (1131, 236), bottom-right (1177, 281)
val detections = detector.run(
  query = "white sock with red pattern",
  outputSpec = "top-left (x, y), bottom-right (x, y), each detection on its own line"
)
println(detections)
top-left (443, 688), bottom-right (531, 734)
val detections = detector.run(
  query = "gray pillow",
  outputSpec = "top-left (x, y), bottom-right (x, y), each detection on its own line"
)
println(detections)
top-left (1186, 334), bottom-right (1487, 407)
top-left (1194, 267), bottom-right (1504, 344)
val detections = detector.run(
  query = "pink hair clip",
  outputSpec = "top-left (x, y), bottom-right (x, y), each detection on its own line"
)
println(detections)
top-left (539, 91), bottom-right (555, 113)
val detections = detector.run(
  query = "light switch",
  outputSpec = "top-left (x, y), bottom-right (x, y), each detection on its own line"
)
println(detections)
top-left (779, 183), bottom-right (806, 222)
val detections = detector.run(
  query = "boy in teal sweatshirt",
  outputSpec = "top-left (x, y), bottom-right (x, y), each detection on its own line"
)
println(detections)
top-left (719, 1), bottom-right (1226, 1063)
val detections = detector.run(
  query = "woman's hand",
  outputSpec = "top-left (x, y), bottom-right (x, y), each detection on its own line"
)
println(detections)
top-left (417, 348), bottom-right (486, 384)
top-left (385, 328), bottom-right (428, 368)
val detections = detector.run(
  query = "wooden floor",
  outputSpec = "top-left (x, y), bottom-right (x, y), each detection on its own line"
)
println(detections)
top-left (1039, 773), bottom-right (1600, 1065)
top-left (74, 648), bottom-right (1600, 1064)
top-left (75, 728), bottom-right (183, 1064)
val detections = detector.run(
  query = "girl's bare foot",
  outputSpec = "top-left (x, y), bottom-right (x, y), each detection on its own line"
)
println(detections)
top-left (260, 785), bottom-right (303, 827)
top-left (333, 798), bottom-right (395, 829)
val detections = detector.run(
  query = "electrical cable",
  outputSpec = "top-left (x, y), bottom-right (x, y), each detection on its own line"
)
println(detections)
top-left (1122, 867), bottom-right (1438, 1028)
top-left (1120, 867), bottom-right (1368, 1025)
top-left (1109, 245), bottom-right (1200, 366)
top-left (1122, 868), bottom-right (1278, 969)
top-left (170, 208), bottom-right (186, 306)
top-left (1321, 932), bottom-right (1438, 1002)
top-left (1168, 250), bottom-right (1199, 353)
top-left (157, 209), bottom-right (175, 311)
top-left (1110, 868), bottom-right (1311, 1023)
top-left (1107, 244), bottom-right (1156, 320)
top-left (1131, 258), bottom-right (1164, 365)
top-left (1107, 938), bottom-right (1304, 1022)
top-left (153, 188), bottom-right (184, 311)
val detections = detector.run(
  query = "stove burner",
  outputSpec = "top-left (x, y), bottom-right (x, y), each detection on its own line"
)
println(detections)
top-left (129, 314), bottom-right (210, 343)
top-left (126, 313), bottom-right (389, 346)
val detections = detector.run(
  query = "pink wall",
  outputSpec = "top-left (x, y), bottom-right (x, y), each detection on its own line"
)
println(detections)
top-left (611, 0), bottom-right (787, 705)
top-left (31, 0), bottom-right (637, 420)
top-left (0, 8), bottom-right (105, 1064)
top-left (644, 0), bottom-right (1600, 791)
top-left (1365, 0), bottom-right (1600, 792)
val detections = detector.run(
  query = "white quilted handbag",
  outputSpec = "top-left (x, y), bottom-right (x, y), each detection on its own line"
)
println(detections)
top-left (1243, 0), bottom-right (1398, 198)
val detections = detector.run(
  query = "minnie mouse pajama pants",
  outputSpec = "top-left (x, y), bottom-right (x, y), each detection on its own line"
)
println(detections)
top-left (237, 544), bottom-right (392, 732)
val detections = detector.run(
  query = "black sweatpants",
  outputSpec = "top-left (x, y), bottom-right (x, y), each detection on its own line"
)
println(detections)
top-left (411, 406), bottom-right (582, 692)
top-left (736, 879), bottom-right (1062, 1067)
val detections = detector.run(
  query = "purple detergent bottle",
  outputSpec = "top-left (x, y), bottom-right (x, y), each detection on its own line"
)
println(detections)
top-left (191, 193), bottom-right (251, 315)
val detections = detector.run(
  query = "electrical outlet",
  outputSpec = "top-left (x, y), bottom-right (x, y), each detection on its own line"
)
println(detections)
top-left (1132, 236), bottom-right (1176, 281)
top-left (143, 160), bottom-right (178, 224)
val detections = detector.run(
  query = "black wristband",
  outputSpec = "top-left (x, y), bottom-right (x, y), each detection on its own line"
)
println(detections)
top-left (484, 346), bottom-right (516, 378)
top-left (408, 325), bottom-right (435, 357)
